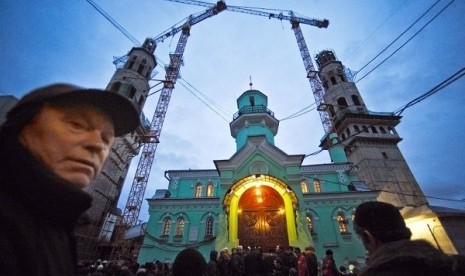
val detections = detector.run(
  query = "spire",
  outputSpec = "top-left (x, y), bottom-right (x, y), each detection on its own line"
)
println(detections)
top-left (249, 75), bottom-right (253, 90)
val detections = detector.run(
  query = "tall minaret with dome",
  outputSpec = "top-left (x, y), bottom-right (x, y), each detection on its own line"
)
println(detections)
top-left (315, 50), bottom-right (427, 207)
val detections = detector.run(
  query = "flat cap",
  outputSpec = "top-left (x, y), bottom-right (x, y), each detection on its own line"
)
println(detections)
top-left (10, 83), bottom-right (140, 136)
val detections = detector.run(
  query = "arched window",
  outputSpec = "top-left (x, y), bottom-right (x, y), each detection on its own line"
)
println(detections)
top-left (109, 81), bottom-right (122, 93)
top-left (388, 127), bottom-right (397, 135)
top-left (351, 95), bottom-right (362, 106)
top-left (195, 183), bottom-right (202, 197)
top-left (175, 218), bottom-right (185, 236)
top-left (354, 125), bottom-right (360, 133)
top-left (337, 214), bottom-right (348, 233)
top-left (362, 125), bottom-right (369, 133)
top-left (162, 217), bottom-right (171, 236)
top-left (306, 215), bottom-right (314, 234)
top-left (301, 180), bottom-right (309, 194)
top-left (127, 56), bottom-right (136, 69)
top-left (346, 128), bottom-right (351, 137)
top-left (337, 97), bottom-right (348, 109)
top-left (379, 127), bottom-right (387, 134)
top-left (138, 64), bottom-right (145, 75)
top-left (206, 183), bottom-right (214, 197)
top-left (205, 217), bottom-right (214, 236)
top-left (371, 126), bottom-right (378, 133)
top-left (330, 76), bottom-right (337, 85)
top-left (313, 179), bottom-right (322, 193)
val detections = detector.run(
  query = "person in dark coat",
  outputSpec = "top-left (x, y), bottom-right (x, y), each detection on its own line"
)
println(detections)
top-left (206, 250), bottom-right (220, 276)
top-left (304, 246), bottom-right (318, 276)
top-left (321, 250), bottom-right (340, 276)
top-left (282, 247), bottom-right (297, 276)
top-left (231, 246), bottom-right (245, 276)
top-left (0, 83), bottom-right (139, 276)
top-left (359, 239), bottom-right (464, 276)
top-left (172, 247), bottom-right (207, 276)
top-left (353, 201), bottom-right (412, 258)
top-left (244, 246), bottom-right (265, 276)
top-left (218, 247), bottom-right (232, 276)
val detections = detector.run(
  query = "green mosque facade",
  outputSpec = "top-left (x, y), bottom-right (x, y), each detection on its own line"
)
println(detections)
top-left (138, 88), bottom-right (378, 267)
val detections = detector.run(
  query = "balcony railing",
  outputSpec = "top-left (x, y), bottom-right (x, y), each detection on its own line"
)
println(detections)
top-left (233, 104), bottom-right (274, 120)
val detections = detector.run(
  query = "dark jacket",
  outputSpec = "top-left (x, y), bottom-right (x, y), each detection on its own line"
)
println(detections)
top-left (0, 133), bottom-right (92, 276)
top-left (206, 259), bottom-right (220, 276)
top-left (244, 249), bottom-right (265, 276)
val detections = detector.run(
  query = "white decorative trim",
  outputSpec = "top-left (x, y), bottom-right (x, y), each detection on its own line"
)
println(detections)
top-left (301, 163), bottom-right (351, 173)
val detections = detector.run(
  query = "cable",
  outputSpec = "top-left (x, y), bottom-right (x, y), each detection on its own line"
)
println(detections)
top-left (356, 0), bottom-right (455, 83)
top-left (394, 66), bottom-right (465, 115)
top-left (179, 77), bottom-right (233, 117)
top-left (279, 102), bottom-right (317, 121)
top-left (354, 0), bottom-right (441, 77)
top-left (343, 0), bottom-right (408, 62)
top-left (177, 81), bottom-right (230, 122)
top-left (85, 0), bottom-right (141, 46)
top-left (304, 64), bottom-right (465, 158)
top-left (305, 176), bottom-right (465, 206)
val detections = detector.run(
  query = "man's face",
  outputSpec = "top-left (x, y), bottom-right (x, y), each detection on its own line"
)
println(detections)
top-left (19, 104), bottom-right (115, 188)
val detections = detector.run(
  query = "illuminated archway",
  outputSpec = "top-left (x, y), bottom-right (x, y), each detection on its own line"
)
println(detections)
top-left (223, 174), bottom-right (299, 246)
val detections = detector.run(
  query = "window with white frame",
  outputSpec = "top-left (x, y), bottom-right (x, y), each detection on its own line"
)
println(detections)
top-left (337, 214), bottom-right (348, 233)
top-left (306, 215), bottom-right (314, 234)
top-left (206, 183), bottom-right (214, 197)
top-left (205, 217), bottom-right (214, 236)
top-left (301, 180), bottom-right (309, 194)
top-left (195, 183), bottom-right (202, 197)
top-left (162, 217), bottom-right (171, 236)
top-left (313, 179), bottom-right (322, 193)
top-left (175, 218), bottom-right (185, 236)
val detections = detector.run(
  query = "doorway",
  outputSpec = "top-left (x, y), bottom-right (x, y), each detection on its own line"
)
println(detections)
top-left (238, 185), bottom-right (288, 252)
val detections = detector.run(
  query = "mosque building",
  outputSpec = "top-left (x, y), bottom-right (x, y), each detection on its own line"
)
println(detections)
top-left (136, 49), bottom-right (465, 267)
top-left (137, 73), bottom-right (377, 267)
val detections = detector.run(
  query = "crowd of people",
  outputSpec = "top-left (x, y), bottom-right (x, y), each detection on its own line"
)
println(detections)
top-left (70, 201), bottom-right (465, 276)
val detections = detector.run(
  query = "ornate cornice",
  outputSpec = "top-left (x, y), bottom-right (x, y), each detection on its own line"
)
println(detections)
top-left (166, 170), bottom-right (219, 179)
top-left (300, 163), bottom-right (351, 174)
top-left (302, 190), bottom-right (378, 204)
top-left (147, 197), bottom-right (220, 208)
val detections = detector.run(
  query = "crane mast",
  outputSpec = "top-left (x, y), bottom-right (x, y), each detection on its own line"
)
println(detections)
top-left (163, 0), bottom-right (331, 132)
top-left (290, 17), bottom-right (332, 133)
top-left (122, 1), bottom-right (227, 227)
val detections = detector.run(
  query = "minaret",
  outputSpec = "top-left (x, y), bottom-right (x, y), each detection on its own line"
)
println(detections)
top-left (76, 38), bottom-right (157, 260)
top-left (229, 86), bottom-right (279, 150)
top-left (107, 38), bottom-right (157, 112)
top-left (316, 50), bottom-right (427, 207)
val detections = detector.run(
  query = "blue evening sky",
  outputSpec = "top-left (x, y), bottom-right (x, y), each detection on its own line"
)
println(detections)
top-left (1, 0), bottom-right (464, 221)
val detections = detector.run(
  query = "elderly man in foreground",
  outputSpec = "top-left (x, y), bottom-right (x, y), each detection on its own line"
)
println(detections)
top-left (0, 83), bottom-right (139, 275)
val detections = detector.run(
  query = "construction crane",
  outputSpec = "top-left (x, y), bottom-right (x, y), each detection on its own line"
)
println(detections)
top-left (121, 1), bottom-right (227, 229)
top-left (122, 0), bottom-right (329, 235)
top-left (164, 0), bottom-right (332, 132)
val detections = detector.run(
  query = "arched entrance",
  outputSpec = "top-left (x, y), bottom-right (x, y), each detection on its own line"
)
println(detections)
top-left (238, 185), bottom-right (288, 251)
top-left (223, 174), bottom-right (298, 251)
